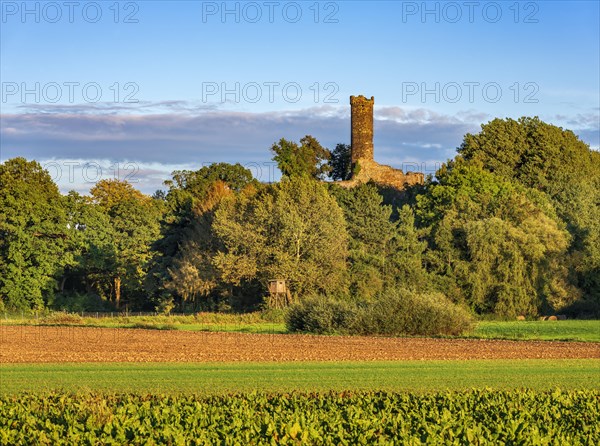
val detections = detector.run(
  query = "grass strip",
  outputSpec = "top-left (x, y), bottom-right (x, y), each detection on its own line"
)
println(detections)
top-left (1, 359), bottom-right (599, 395)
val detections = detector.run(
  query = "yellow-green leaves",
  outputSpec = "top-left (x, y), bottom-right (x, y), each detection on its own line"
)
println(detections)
top-left (1, 390), bottom-right (598, 445)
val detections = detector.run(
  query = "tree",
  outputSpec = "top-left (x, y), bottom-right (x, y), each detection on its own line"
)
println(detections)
top-left (212, 177), bottom-right (348, 301)
top-left (60, 191), bottom-right (114, 300)
top-left (164, 181), bottom-right (232, 310)
top-left (0, 158), bottom-right (67, 311)
top-left (329, 143), bottom-right (352, 181)
top-left (458, 117), bottom-right (600, 306)
top-left (416, 162), bottom-right (574, 317)
top-left (271, 135), bottom-right (331, 179)
top-left (90, 179), bottom-right (162, 309)
top-left (387, 205), bottom-right (429, 291)
top-left (330, 184), bottom-right (429, 299)
top-left (146, 163), bottom-right (257, 308)
top-left (458, 117), bottom-right (599, 195)
top-left (329, 184), bottom-right (395, 299)
top-left (166, 163), bottom-right (256, 195)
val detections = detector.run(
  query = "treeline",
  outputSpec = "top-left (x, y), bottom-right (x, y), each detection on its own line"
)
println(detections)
top-left (1, 117), bottom-right (598, 318)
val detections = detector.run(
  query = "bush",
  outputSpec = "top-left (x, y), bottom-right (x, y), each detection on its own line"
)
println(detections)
top-left (286, 288), bottom-right (474, 336)
top-left (48, 292), bottom-right (109, 312)
top-left (560, 298), bottom-right (600, 319)
top-left (39, 312), bottom-right (86, 326)
top-left (258, 307), bottom-right (287, 323)
top-left (130, 322), bottom-right (176, 330)
top-left (286, 295), bottom-right (359, 334)
top-left (355, 288), bottom-right (474, 336)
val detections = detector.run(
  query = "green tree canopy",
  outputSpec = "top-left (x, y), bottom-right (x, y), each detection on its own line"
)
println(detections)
top-left (0, 158), bottom-right (67, 311)
top-left (458, 116), bottom-right (600, 305)
top-left (212, 177), bottom-right (348, 300)
top-left (416, 162), bottom-right (574, 317)
top-left (164, 181), bottom-right (233, 311)
top-left (60, 191), bottom-right (114, 300)
top-left (329, 184), bottom-right (395, 299)
top-left (330, 184), bottom-right (429, 299)
top-left (271, 135), bottom-right (331, 180)
top-left (146, 163), bottom-right (257, 308)
top-left (328, 143), bottom-right (352, 181)
top-left (90, 179), bottom-right (162, 309)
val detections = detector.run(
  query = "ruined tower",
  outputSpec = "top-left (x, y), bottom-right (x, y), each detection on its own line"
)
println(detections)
top-left (350, 95), bottom-right (374, 163)
top-left (340, 94), bottom-right (424, 190)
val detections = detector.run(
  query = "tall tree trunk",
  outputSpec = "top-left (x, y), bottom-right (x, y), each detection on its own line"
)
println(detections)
top-left (114, 276), bottom-right (121, 309)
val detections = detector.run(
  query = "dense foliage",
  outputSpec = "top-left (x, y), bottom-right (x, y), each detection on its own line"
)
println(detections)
top-left (286, 288), bottom-right (473, 336)
top-left (212, 177), bottom-right (348, 299)
top-left (328, 143), bottom-right (352, 181)
top-left (457, 117), bottom-right (600, 310)
top-left (1, 118), bottom-right (598, 319)
top-left (271, 135), bottom-right (331, 180)
top-left (1, 390), bottom-right (598, 444)
top-left (416, 162), bottom-right (574, 317)
top-left (0, 159), bottom-right (68, 311)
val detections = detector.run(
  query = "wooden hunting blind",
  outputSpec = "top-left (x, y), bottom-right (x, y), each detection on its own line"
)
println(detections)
top-left (267, 279), bottom-right (292, 308)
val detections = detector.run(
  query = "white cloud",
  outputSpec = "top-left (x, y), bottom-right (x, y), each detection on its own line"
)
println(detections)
top-left (2, 103), bottom-right (597, 193)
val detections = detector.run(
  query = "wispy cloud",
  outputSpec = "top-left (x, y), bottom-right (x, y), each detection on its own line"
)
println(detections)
top-left (2, 103), bottom-right (597, 193)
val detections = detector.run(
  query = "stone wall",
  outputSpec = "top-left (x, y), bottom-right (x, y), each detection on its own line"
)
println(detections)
top-left (339, 159), bottom-right (424, 189)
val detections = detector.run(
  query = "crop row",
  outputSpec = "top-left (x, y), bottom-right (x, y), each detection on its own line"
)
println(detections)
top-left (1, 389), bottom-right (598, 445)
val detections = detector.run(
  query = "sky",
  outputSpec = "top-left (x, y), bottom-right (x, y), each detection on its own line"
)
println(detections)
top-left (1, 0), bottom-right (599, 193)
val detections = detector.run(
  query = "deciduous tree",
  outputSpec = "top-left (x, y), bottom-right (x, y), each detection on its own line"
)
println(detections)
top-left (0, 158), bottom-right (67, 311)
top-left (213, 177), bottom-right (348, 301)
top-left (271, 135), bottom-right (331, 179)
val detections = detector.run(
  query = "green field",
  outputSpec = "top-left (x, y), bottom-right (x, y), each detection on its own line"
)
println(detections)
top-left (2, 321), bottom-right (598, 443)
top-left (1, 359), bottom-right (599, 395)
top-left (472, 320), bottom-right (600, 342)
top-left (2, 312), bottom-right (600, 341)
top-left (2, 389), bottom-right (598, 445)
top-left (0, 312), bottom-right (288, 334)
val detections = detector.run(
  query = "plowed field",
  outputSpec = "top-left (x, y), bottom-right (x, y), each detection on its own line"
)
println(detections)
top-left (1, 326), bottom-right (599, 363)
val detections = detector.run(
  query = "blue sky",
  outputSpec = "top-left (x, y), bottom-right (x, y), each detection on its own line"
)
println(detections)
top-left (1, 1), bottom-right (599, 193)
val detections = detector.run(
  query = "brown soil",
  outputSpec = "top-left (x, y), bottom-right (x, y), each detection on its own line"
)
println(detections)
top-left (1, 326), bottom-right (599, 364)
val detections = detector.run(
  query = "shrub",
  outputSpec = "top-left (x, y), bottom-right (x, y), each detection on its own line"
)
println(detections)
top-left (258, 307), bottom-right (287, 323)
top-left (286, 295), bottom-right (359, 334)
top-left (355, 288), bottom-right (474, 336)
top-left (48, 292), bottom-right (109, 312)
top-left (130, 322), bottom-right (175, 330)
top-left (560, 298), bottom-right (600, 319)
top-left (39, 312), bottom-right (86, 326)
top-left (286, 288), bottom-right (474, 337)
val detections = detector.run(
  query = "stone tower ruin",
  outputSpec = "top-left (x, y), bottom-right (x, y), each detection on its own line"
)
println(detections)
top-left (350, 95), bottom-right (374, 163)
top-left (340, 95), bottom-right (424, 190)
